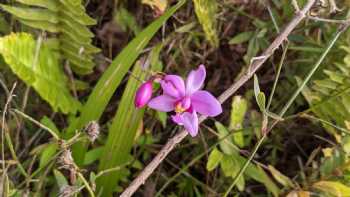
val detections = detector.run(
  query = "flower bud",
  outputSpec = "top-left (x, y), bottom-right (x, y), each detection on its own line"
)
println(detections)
top-left (135, 80), bottom-right (153, 108)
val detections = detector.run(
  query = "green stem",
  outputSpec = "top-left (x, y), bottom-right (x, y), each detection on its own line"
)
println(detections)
top-left (223, 134), bottom-right (267, 197)
top-left (78, 172), bottom-right (96, 197)
top-left (266, 42), bottom-right (289, 110)
top-left (13, 109), bottom-right (60, 140)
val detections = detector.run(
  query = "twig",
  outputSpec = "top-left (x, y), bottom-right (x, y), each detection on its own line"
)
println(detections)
top-left (12, 109), bottom-right (60, 140)
top-left (1, 82), bottom-right (17, 192)
top-left (120, 1), bottom-right (316, 196)
top-left (308, 16), bottom-right (348, 24)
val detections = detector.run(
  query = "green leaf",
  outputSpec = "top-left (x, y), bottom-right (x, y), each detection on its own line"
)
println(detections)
top-left (0, 13), bottom-right (10, 34)
top-left (0, 33), bottom-right (81, 114)
top-left (229, 31), bottom-right (254, 45)
top-left (93, 4), bottom-right (184, 194)
top-left (53, 169), bottom-right (68, 188)
top-left (16, 0), bottom-right (60, 12)
top-left (207, 148), bottom-right (223, 171)
top-left (215, 121), bottom-right (237, 155)
top-left (254, 75), bottom-right (266, 112)
top-left (96, 61), bottom-right (156, 196)
top-left (313, 181), bottom-right (350, 196)
top-left (238, 156), bottom-right (280, 196)
top-left (193, 0), bottom-right (219, 47)
top-left (265, 110), bottom-right (283, 121)
top-left (220, 154), bottom-right (245, 191)
top-left (2, 0), bottom-right (100, 75)
top-left (114, 7), bottom-right (140, 35)
top-left (230, 96), bottom-right (248, 147)
top-left (268, 165), bottom-right (294, 188)
top-left (40, 116), bottom-right (60, 137)
top-left (67, 0), bottom-right (185, 165)
top-left (156, 111), bottom-right (167, 128)
top-left (0, 5), bottom-right (59, 24)
top-left (83, 147), bottom-right (104, 166)
top-left (39, 143), bottom-right (57, 168)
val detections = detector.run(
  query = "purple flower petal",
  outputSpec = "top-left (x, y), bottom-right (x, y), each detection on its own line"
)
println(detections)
top-left (172, 112), bottom-right (199, 137)
top-left (191, 90), bottom-right (222, 117)
top-left (171, 114), bottom-right (183, 125)
top-left (181, 111), bottom-right (199, 137)
top-left (161, 75), bottom-right (185, 99)
top-left (186, 64), bottom-right (206, 95)
top-left (148, 95), bottom-right (176, 112)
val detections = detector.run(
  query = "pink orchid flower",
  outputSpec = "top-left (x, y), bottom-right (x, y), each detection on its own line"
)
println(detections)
top-left (147, 65), bottom-right (222, 136)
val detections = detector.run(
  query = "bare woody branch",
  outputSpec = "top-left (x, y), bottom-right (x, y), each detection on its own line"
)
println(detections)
top-left (120, 0), bottom-right (316, 196)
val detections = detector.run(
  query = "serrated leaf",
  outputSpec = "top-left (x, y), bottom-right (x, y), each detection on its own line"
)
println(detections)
top-left (207, 148), bottom-right (223, 171)
top-left (19, 19), bottom-right (60, 32)
top-left (3, 0), bottom-right (100, 75)
top-left (0, 33), bottom-right (81, 114)
top-left (16, 0), bottom-right (60, 12)
top-left (0, 5), bottom-right (59, 23)
top-left (229, 31), bottom-right (254, 45)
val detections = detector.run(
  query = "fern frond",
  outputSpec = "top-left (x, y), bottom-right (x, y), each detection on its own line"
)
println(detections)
top-left (193, 0), bottom-right (219, 48)
top-left (0, 33), bottom-right (81, 114)
top-left (0, 0), bottom-right (100, 75)
top-left (301, 46), bottom-right (350, 134)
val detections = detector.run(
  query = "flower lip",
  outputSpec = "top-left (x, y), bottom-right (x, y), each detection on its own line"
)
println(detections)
top-left (174, 97), bottom-right (191, 113)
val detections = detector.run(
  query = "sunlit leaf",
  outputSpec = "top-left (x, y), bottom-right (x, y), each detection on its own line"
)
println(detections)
top-left (230, 96), bottom-right (248, 147)
top-left (193, 0), bottom-right (219, 47)
top-left (215, 121), bottom-right (237, 155)
top-left (207, 148), bottom-right (223, 171)
top-left (313, 181), bottom-right (350, 196)
top-left (268, 165), bottom-right (295, 188)
top-left (0, 33), bottom-right (81, 114)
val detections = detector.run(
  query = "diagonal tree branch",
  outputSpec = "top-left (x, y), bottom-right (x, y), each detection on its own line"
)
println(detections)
top-left (120, 1), bottom-right (316, 196)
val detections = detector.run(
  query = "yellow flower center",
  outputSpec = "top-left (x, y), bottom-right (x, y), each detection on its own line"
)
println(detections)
top-left (175, 102), bottom-right (186, 113)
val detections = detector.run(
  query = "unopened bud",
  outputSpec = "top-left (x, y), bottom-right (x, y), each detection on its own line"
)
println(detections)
top-left (135, 80), bottom-right (153, 108)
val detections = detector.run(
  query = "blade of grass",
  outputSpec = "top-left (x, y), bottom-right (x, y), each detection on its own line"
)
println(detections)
top-left (65, 0), bottom-right (186, 165)
top-left (96, 58), bottom-right (162, 196)
top-left (223, 21), bottom-right (350, 197)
